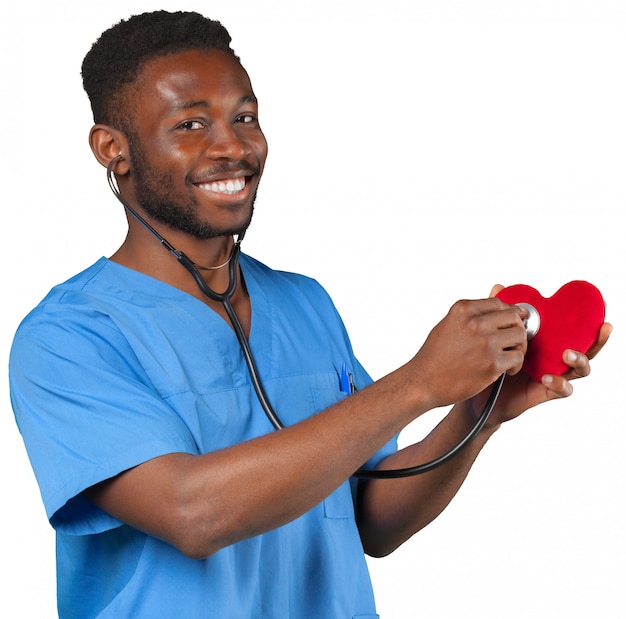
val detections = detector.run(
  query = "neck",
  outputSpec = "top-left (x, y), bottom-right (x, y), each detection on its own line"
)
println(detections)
top-left (112, 216), bottom-right (239, 285)
top-left (193, 236), bottom-right (237, 271)
top-left (110, 230), bottom-right (251, 335)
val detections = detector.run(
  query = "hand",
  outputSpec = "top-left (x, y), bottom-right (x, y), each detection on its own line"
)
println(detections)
top-left (411, 296), bottom-right (528, 409)
top-left (470, 286), bottom-right (612, 428)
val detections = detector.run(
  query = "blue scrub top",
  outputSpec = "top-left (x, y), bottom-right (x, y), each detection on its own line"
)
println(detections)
top-left (10, 254), bottom-right (396, 619)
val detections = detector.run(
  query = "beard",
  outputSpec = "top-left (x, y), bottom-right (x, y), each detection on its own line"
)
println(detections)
top-left (127, 138), bottom-right (256, 240)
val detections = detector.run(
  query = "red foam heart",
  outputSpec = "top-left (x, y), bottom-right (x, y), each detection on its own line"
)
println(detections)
top-left (496, 281), bottom-right (605, 382)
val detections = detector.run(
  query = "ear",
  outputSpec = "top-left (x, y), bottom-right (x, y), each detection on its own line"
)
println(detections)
top-left (89, 124), bottom-right (130, 175)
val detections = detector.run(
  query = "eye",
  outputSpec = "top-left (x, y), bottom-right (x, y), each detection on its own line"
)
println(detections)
top-left (235, 113), bottom-right (257, 124)
top-left (177, 119), bottom-right (206, 131)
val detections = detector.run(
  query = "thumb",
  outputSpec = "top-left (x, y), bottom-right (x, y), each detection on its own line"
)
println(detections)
top-left (489, 284), bottom-right (505, 298)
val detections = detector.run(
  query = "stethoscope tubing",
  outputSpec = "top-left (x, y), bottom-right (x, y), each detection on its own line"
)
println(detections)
top-left (106, 158), bottom-right (504, 479)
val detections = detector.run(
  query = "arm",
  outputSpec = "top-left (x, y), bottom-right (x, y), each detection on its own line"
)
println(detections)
top-left (86, 297), bottom-right (529, 559)
top-left (356, 320), bottom-right (613, 557)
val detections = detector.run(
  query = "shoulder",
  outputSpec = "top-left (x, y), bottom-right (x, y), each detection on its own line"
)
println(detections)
top-left (13, 258), bottom-right (112, 334)
top-left (240, 253), bottom-right (344, 326)
top-left (10, 258), bottom-right (146, 368)
top-left (240, 253), bottom-right (333, 301)
top-left (13, 256), bottom-right (186, 333)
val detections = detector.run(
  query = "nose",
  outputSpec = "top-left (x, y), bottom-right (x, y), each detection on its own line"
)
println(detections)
top-left (204, 122), bottom-right (250, 161)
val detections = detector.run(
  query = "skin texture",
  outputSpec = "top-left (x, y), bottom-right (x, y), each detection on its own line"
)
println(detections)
top-left (86, 49), bottom-right (612, 560)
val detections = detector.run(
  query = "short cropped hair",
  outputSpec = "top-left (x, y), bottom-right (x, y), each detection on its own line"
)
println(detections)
top-left (81, 10), bottom-right (238, 130)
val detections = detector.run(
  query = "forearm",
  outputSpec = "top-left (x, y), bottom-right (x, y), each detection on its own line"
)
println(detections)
top-left (89, 297), bottom-right (532, 559)
top-left (357, 400), bottom-right (500, 557)
top-left (88, 362), bottom-right (431, 559)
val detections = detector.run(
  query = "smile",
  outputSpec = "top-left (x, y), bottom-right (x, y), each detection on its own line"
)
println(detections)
top-left (196, 177), bottom-right (246, 194)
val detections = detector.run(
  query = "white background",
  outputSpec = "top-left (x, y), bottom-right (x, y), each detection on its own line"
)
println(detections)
top-left (1, 1), bottom-right (624, 617)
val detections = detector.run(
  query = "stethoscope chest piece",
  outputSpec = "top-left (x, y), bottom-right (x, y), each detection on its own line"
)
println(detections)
top-left (516, 302), bottom-right (541, 340)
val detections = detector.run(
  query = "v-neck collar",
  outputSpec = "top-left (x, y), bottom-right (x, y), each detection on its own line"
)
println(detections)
top-left (99, 253), bottom-right (272, 357)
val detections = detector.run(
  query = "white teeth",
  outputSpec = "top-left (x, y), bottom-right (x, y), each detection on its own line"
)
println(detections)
top-left (199, 177), bottom-right (246, 194)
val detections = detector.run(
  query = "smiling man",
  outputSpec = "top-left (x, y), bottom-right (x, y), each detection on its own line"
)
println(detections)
top-left (8, 10), bottom-right (610, 619)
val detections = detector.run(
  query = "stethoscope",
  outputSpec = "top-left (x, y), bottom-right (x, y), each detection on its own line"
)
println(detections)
top-left (107, 157), bottom-right (505, 479)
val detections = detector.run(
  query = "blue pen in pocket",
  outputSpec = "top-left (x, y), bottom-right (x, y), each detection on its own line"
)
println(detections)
top-left (340, 362), bottom-right (356, 394)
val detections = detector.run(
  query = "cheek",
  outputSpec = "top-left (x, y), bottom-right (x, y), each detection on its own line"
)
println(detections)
top-left (251, 130), bottom-right (267, 167)
top-left (255, 135), bottom-right (269, 169)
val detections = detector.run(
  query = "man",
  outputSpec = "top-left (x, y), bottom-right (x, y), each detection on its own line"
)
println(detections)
top-left (9, 10), bottom-right (610, 619)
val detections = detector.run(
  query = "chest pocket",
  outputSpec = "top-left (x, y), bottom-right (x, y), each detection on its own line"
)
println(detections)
top-left (307, 379), bottom-right (358, 520)
top-left (323, 478), bottom-right (357, 520)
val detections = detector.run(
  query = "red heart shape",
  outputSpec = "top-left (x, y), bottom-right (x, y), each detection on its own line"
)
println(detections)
top-left (496, 281), bottom-right (605, 382)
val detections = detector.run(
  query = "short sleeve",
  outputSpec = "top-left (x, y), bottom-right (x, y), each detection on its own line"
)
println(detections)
top-left (9, 302), bottom-right (197, 535)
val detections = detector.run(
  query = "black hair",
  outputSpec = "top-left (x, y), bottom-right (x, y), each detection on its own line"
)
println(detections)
top-left (81, 10), bottom-right (238, 130)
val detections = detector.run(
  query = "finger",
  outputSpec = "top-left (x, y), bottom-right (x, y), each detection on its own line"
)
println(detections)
top-left (541, 374), bottom-right (574, 398)
top-left (489, 284), bottom-right (504, 298)
top-left (486, 287), bottom-right (528, 323)
top-left (562, 349), bottom-right (591, 379)
top-left (585, 322), bottom-right (612, 361)
top-left (464, 296), bottom-right (510, 314)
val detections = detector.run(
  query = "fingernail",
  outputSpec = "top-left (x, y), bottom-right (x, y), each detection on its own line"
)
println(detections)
top-left (566, 350), bottom-right (577, 363)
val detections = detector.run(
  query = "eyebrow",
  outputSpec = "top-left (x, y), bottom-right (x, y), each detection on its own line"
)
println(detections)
top-left (173, 94), bottom-right (258, 112)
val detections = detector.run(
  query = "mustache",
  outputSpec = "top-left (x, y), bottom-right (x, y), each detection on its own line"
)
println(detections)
top-left (190, 160), bottom-right (260, 182)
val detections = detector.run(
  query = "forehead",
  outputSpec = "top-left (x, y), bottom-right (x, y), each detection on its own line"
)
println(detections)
top-left (131, 49), bottom-right (254, 114)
